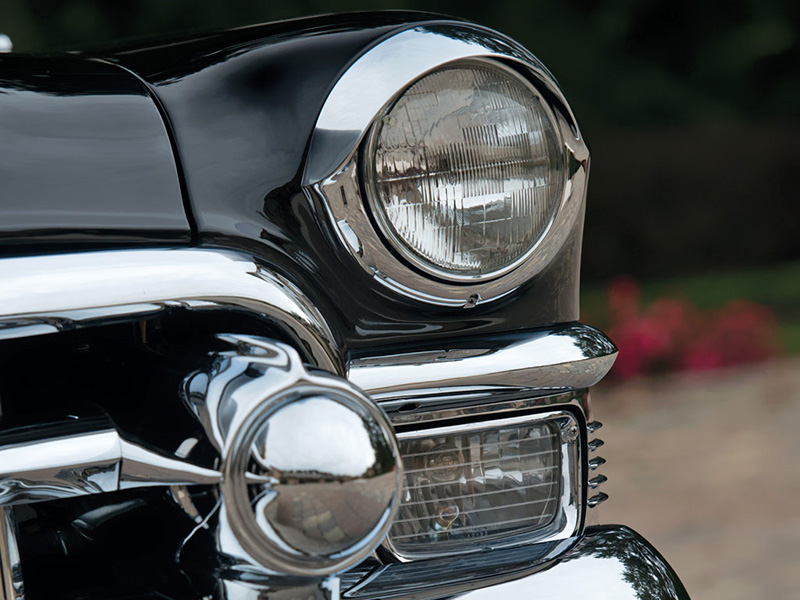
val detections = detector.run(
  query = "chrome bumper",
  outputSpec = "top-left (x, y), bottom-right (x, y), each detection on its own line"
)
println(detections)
top-left (345, 526), bottom-right (689, 600)
top-left (0, 248), bottom-right (688, 599)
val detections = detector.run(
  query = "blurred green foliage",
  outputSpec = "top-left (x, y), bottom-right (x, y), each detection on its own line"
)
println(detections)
top-left (582, 259), bottom-right (800, 353)
top-left (1, 0), bottom-right (798, 281)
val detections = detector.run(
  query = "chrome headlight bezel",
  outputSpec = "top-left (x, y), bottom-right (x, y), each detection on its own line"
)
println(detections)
top-left (303, 24), bottom-right (589, 307)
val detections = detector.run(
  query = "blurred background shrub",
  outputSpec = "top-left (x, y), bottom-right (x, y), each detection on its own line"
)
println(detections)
top-left (592, 276), bottom-right (781, 380)
top-left (2, 0), bottom-right (798, 372)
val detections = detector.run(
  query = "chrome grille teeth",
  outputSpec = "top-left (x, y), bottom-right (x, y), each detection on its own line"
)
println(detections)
top-left (587, 423), bottom-right (607, 507)
top-left (588, 438), bottom-right (604, 452)
top-left (587, 421), bottom-right (603, 433)
top-left (588, 474), bottom-right (607, 489)
top-left (587, 492), bottom-right (609, 507)
top-left (588, 456), bottom-right (606, 470)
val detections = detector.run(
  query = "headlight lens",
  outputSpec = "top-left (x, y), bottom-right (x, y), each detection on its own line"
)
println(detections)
top-left (367, 60), bottom-right (565, 281)
top-left (387, 412), bottom-right (576, 559)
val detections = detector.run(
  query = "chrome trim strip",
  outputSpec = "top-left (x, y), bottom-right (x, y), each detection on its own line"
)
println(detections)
top-left (0, 248), bottom-right (343, 375)
top-left (0, 508), bottom-right (22, 600)
top-left (349, 324), bottom-right (617, 397)
top-left (304, 24), bottom-right (589, 306)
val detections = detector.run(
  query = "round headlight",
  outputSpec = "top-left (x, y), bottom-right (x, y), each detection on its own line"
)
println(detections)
top-left (366, 60), bottom-right (566, 281)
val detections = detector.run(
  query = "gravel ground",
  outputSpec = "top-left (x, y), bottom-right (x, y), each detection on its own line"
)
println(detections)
top-left (592, 358), bottom-right (800, 600)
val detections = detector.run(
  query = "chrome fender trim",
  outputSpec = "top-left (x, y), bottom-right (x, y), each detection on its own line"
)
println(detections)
top-left (0, 248), bottom-right (343, 375)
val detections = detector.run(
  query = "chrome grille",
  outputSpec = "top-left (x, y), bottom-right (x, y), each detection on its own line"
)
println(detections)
top-left (586, 421), bottom-right (608, 508)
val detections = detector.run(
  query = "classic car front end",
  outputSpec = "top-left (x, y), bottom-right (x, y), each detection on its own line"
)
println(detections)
top-left (0, 13), bottom-right (689, 600)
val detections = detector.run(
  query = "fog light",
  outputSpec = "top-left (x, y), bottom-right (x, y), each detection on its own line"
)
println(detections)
top-left (386, 412), bottom-right (578, 559)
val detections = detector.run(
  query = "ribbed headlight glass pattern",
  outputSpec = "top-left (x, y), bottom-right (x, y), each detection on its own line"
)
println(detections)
top-left (388, 413), bottom-right (571, 559)
top-left (368, 60), bottom-right (565, 280)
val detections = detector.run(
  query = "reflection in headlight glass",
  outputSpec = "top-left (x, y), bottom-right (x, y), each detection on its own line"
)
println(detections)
top-left (389, 420), bottom-right (561, 557)
top-left (369, 62), bottom-right (565, 279)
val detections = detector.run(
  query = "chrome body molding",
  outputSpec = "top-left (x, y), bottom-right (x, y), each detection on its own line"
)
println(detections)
top-left (344, 526), bottom-right (690, 600)
top-left (0, 415), bottom-right (220, 506)
top-left (303, 24), bottom-right (589, 306)
top-left (0, 248), bottom-right (343, 375)
top-left (349, 323), bottom-right (617, 398)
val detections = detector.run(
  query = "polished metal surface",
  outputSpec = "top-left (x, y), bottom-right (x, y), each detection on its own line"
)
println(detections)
top-left (586, 427), bottom-right (608, 508)
top-left (345, 526), bottom-right (690, 600)
top-left (218, 575), bottom-right (340, 600)
top-left (304, 24), bottom-right (589, 306)
top-left (588, 456), bottom-right (606, 470)
top-left (185, 335), bottom-right (402, 577)
top-left (588, 438), bottom-right (605, 452)
top-left (349, 324), bottom-right (617, 398)
top-left (0, 508), bottom-right (22, 600)
top-left (0, 416), bottom-right (220, 506)
top-left (384, 410), bottom-right (582, 562)
top-left (588, 474), bottom-right (608, 489)
top-left (0, 36), bottom-right (11, 53)
top-left (379, 389), bottom-right (590, 426)
top-left (587, 492), bottom-right (609, 508)
top-left (587, 421), bottom-right (603, 433)
top-left (0, 248), bottom-right (342, 375)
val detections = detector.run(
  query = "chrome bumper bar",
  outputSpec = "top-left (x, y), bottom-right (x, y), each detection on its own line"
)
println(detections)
top-left (0, 248), bottom-right (617, 394)
top-left (0, 248), bottom-right (342, 374)
top-left (350, 324), bottom-right (617, 397)
top-left (344, 526), bottom-right (689, 600)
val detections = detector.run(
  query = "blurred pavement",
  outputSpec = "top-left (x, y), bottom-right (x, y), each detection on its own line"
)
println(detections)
top-left (592, 358), bottom-right (800, 600)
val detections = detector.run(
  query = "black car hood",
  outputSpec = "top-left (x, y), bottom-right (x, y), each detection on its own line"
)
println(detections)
top-left (0, 53), bottom-right (190, 255)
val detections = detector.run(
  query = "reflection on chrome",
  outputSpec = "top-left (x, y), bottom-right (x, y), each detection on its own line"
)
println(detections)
top-left (0, 416), bottom-right (219, 506)
top-left (0, 249), bottom-right (343, 374)
top-left (345, 526), bottom-right (689, 600)
top-left (260, 397), bottom-right (377, 477)
top-left (219, 575), bottom-right (340, 600)
top-left (349, 324), bottom-right (617, 396)
top-left (0, 508), bottom-right (22, 600)
top-left (184, 335), bottom-right (403, 577)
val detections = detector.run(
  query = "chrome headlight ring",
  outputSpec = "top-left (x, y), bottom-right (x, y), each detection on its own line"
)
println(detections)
top-left (303, 23), bottom-right (589, 307)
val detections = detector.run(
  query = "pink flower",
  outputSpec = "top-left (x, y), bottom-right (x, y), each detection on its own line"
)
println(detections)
top-left (600, 278), bottom-right (780, 381)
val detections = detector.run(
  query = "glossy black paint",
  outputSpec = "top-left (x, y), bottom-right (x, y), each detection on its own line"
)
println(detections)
top-left (0, 54), bottom-right (190, 254)
top-left (112, 12), bottom-right (583, 354)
